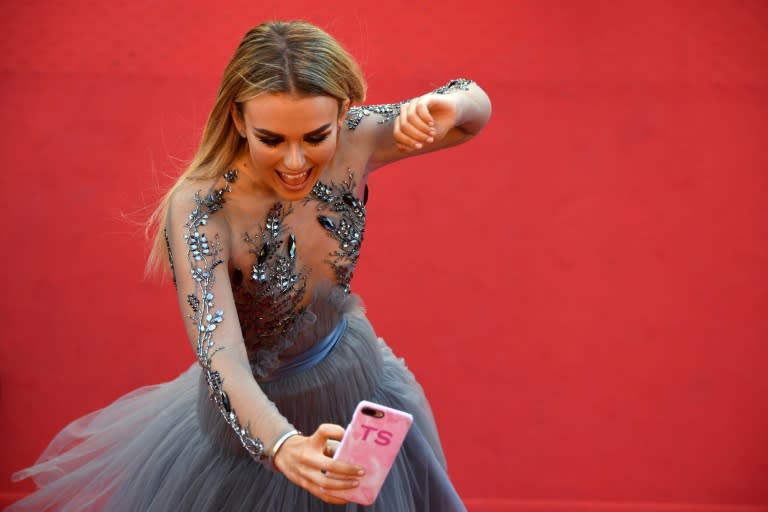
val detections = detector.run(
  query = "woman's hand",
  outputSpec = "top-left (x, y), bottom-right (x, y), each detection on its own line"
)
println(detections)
top-left (272, 423), bottom-right (365, 505)
top-left (393, 94), bottom-right (457, 152)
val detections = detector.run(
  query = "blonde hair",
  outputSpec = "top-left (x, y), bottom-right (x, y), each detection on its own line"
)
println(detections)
top-left (145, 20), bottom-right (367, 278)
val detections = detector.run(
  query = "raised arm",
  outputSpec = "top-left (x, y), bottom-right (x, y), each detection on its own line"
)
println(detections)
top-left (164, 182), bottom-right (363, 504)
top-left (347, 79), bottom-right (492, 171)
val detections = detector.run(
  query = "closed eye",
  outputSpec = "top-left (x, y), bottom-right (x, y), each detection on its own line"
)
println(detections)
top-left (305, 133), bottom-right (330, 145)
top-left (253, 124), bottom-right (332, 148)
top-left (258, 136), bottom-right (283, 147)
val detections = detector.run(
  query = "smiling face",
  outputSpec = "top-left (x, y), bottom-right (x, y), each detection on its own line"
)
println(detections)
top-left (232, 93), bottom-right (345, 201)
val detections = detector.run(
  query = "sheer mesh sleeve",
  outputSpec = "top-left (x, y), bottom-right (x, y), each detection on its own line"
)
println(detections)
top-left (164, 184), bottom-right (295, 460)
top-left (345, 78), bottom-right (475, 130)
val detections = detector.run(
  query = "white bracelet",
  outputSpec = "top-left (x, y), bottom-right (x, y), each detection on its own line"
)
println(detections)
top-left (271, 429), bottom-right (301, 460)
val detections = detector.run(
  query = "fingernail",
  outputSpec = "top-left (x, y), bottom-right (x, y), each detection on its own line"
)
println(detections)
top-left (426, 137), bottom-right (434, 143)
top-left (352, 480), bottom-right (360, 487)
top-left (357, 469), bottom-right (365, 476)
top-left (415, 143), bottom-right (423, 149)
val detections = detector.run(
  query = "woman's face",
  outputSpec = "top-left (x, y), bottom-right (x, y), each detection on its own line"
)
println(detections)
top-left (233, 93), bottom-right (344, 201)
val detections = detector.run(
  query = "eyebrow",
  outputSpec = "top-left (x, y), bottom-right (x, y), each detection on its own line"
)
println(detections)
top-left (253, 123), bottom-right (332, 138)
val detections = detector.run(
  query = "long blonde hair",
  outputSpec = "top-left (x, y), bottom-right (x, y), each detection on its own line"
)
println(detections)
top-left (145, 20), bottom-right (367, 278)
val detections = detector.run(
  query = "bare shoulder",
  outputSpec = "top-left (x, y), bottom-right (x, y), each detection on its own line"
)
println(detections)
top-left (166, 176), bottom-right (233, 236)
top-left (170, 176), bottom-right (217, 203)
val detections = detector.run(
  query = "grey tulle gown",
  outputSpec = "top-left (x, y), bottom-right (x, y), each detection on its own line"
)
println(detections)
top-left (9, 167), bottom-right (467, 511)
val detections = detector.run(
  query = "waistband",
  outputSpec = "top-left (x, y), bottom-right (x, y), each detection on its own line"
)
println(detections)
top-left (258, 317), bottom-right (348, 382)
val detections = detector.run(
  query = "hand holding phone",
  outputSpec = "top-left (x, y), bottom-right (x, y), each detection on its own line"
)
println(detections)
top-left (328, 401), bottom-right (413, 505)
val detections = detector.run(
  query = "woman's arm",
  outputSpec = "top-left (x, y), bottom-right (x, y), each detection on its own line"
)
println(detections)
top-left (165, 182), bottom-right (362, 504)
top-left (347, 79), bottom-right (492, 172)
top-left (165, 183), bottom-right (293, 457)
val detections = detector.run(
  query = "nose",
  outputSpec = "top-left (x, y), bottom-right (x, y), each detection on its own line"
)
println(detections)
top-left (283, 142), bottom-right (306, 171)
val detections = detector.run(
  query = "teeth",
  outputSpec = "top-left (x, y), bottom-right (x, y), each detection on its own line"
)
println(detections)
top-left (277, 170), bottom-right (309, 185)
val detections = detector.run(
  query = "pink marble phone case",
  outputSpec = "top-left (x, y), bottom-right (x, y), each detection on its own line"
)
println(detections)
top-left (329, 400), bottom-right (413, 505)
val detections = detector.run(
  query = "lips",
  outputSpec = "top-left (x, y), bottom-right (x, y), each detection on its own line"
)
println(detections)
top-left (275, 168), bottom-right (312, 190)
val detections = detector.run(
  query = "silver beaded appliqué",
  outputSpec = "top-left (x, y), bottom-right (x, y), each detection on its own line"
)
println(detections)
top-left (236, 202), bottom-right (308, 346)
top-left (305, 171), bottom-right (366, 294)
top-left (433, 78), bottom-right (473, 95)
top-left (345, 102), bottom-right (408, 130)
top-left (180, 174), bottom-right (266, 460)
top-left (345, 78), bottom-right (474, 130)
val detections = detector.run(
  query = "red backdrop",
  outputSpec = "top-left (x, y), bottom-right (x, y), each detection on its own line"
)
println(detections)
top-left (1, 1), bottom-right (767, 510)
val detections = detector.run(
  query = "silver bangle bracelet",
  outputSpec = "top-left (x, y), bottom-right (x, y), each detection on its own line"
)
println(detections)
top-left (271, 429), bottom-right (301, 462)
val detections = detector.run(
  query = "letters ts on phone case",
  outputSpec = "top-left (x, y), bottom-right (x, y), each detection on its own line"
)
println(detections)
top-left (330, 400), bottom-right (413, 506)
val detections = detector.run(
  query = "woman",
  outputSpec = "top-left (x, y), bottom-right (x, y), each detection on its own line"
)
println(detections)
top-left (10, 20), bottom-right (491, 511)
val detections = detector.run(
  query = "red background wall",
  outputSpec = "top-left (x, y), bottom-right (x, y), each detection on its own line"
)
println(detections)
top-left (1, 1), bottom-right (767, 510)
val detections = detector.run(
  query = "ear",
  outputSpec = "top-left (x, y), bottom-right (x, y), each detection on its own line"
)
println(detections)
top-left (337, 98), bottom-right (351, 127)
top-left (231, 103), bottom-right (245, 137)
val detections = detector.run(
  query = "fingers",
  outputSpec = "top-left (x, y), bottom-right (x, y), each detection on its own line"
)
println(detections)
top-left (282, 454), bottom-right (357, 505)
top-left (297, 463), bottom-right (359, 491)
top-left (276, 424), bottom-right (366, 505)
top-left (302, 425), bottom-right (364, 477)
top-left (394, 97), bottom-right (437, 152)
top-left (293, 459), bottom-right (361, 505)
top-left (404, 100), bottom-right (435, 136)
top-left (294, 473), bottom-right (351, 505)
top-left (313, 423), bottom-right (345, 443)
top-left (324, 439), bottom-right (340, 457)
top-left (326, 457), bottom-right (365, 478)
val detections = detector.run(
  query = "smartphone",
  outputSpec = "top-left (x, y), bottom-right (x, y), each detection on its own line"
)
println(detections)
top-left (329, 400), bottom-right (413, 505)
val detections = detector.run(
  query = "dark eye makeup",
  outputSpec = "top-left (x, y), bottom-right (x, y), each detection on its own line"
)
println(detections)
top-left (305, 133), bottom-right (330, 145)
top-left (254, 129), bottom-right (331, 148)
top-left (258, 137), bottom-right (282, 147)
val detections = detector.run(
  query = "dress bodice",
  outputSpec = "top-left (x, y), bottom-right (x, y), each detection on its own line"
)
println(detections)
top-left (168, 169), bottom-right (367, 377)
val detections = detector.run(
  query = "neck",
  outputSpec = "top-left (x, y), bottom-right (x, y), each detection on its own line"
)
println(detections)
top-left (229, 149), bottom-right (280, 200)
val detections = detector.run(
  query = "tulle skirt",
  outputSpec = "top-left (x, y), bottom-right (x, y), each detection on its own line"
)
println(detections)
top-left (8, 304), bottom-right (466, 511)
